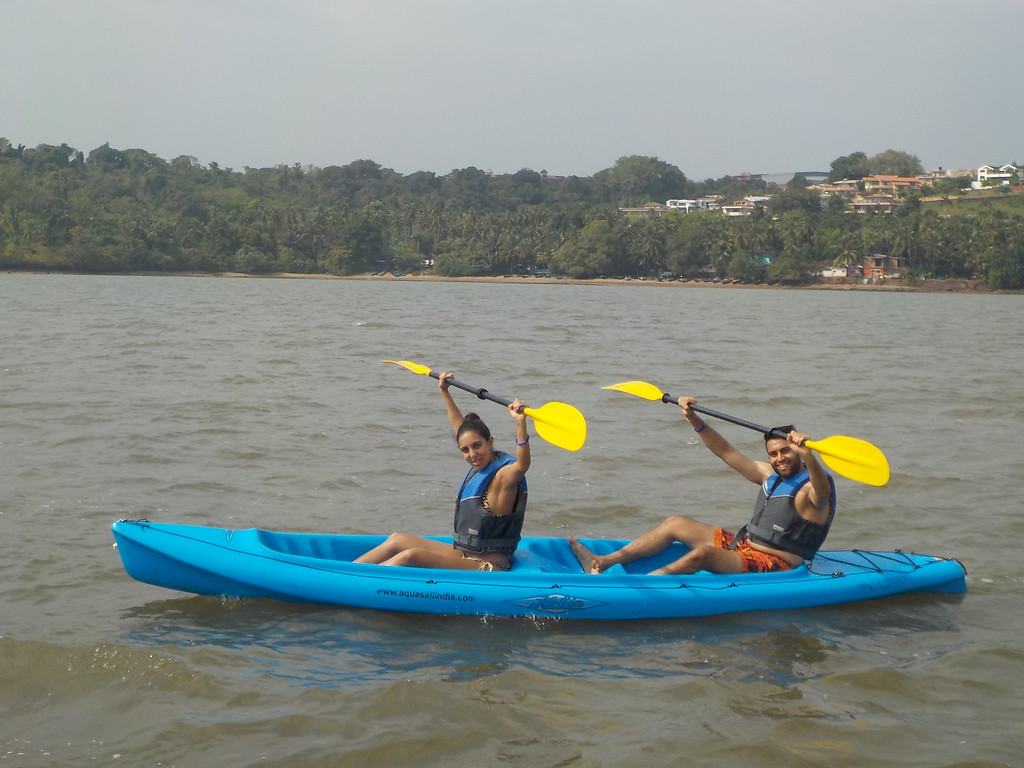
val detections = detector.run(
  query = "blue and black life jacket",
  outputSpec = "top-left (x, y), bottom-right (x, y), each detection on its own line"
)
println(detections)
top-left (745, 468), bottom-right (837, 561)
top-left (453, 451), bottom-right (528, 556)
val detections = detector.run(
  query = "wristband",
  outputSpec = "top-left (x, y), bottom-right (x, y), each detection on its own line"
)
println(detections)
top-left (516, 435), bottom-right (530, 446)
top-left (694, 422), bottom-right (707, 434)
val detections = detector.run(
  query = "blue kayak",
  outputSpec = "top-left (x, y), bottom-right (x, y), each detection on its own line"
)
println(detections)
top-left (111, 520), bottom-right (966, 620)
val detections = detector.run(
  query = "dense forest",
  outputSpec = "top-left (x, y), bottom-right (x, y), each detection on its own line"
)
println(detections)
top-left (1, 139), bottom-right (1022, 288)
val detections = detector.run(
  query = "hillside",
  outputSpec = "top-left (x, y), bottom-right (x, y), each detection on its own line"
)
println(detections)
top-left (922, 189), bottom-right (1024, 217)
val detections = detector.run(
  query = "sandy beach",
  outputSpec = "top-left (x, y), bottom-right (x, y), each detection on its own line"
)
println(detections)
top-left (111, 271), bottom-right (1008, 293)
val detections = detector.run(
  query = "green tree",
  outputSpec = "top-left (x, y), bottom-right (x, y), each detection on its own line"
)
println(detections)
top-left (22, 143), bottom-right (84, 174)
top-left (337, 203), bottom-right (391, 274)
top-left (434, 238), bottom-right (495, 276)
top-left (931, 176), bottom-right (970, 198)
top-left (767, 244), bottom-right (815, 283)
top-left (594, 156), bottom-right (691, 206)
top-left (828, 151), bottom-right (870, 182)
top-left (234, 246), bottom-right (275, 273)
top-left (984, 245), bottom-right (1024, 289)
top-left (627, 217), bottom-right (667, 276)
top-left (869, 149), bottom-right (924, 178)
top-left (440, 167), bottom-right (493, 210)
top-left (767, 187), bottom-right (822, 216)
top-left (664, 212), bottom-right (728, 277)
top-left (726, 251), bottom-right (767, 283)
top-left (549, 219), bottom-right (624, 278)
top-left (86, 143), bottom-right (127, 171)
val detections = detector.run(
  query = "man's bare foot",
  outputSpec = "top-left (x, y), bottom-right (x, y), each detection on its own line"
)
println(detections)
top-left (569, 537), bottom-right (604, 574)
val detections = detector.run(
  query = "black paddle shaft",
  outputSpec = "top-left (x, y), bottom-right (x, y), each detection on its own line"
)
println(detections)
top-left (429, 372), bottom-right (515, 409)
top-left (659, 393), bottom-right (789, 440)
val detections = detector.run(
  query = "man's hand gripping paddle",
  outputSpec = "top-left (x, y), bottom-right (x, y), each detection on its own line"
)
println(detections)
top-left (602, 380), bottom-right (889, 486)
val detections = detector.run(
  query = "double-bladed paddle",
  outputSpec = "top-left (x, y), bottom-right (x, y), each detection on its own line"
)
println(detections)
top-left (383, 360), bottom-right (587, 452)
top-left (602, 380), bottom-right (890, 486)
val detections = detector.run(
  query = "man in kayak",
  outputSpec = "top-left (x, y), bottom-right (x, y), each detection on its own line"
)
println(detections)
top-left (570, 396), bottom-right (836, 575)
top-left (355, 371), bottom-right (530, 571)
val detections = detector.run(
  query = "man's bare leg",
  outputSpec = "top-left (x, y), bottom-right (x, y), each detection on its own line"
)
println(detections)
top-left (648, 544), bottom-right (744, 575)
top-left (570, 516), bottom-right (718, 574)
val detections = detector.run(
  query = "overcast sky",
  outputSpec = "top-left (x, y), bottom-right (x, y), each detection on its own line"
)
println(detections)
top-left (4, 0), bottom-right (1021, 180)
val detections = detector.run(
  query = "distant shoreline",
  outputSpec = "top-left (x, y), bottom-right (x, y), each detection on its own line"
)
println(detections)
top-left (4, 269), bottom-right (1016, 293)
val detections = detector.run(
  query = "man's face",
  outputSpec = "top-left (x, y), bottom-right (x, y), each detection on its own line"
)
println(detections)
top-left (765, 438), bottom-right (801, 477)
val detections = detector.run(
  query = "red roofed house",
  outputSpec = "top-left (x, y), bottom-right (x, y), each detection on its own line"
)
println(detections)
top-left (861, 175), bottom-right (921, 194)
top-left (863, 254), bottom-right (903, 279)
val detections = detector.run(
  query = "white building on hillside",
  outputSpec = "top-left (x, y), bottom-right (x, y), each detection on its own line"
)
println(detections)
top-left (973, 164), bottom-right (1021, 189)
top-left (666, 197), bottom-right (721, 213)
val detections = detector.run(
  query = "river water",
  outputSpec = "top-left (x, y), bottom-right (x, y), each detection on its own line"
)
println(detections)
top-left (1, 273), bottom-right (1021, 767)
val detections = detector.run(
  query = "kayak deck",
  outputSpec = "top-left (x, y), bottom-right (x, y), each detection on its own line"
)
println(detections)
top-left (257, 529), bottom-right (653, 574)
top-left (111, 520), bottom-right (967, 619)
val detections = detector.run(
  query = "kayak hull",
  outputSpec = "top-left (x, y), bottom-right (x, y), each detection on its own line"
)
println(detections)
top-left (111, 520), bottom-right (967, 620)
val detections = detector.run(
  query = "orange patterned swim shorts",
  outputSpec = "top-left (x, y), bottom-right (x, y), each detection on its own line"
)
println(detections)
top-left (714, 528), bottom-right (795, 574)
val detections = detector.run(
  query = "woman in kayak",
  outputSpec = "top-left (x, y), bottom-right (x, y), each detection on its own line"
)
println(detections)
top-left (354, 371), bottom-right (530, 571)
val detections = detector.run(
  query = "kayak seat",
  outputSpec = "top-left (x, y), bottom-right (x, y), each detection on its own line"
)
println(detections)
top-left (510, 548), bottom-right (569, 573)
top-left (512, 538), bottom-right (581, 573)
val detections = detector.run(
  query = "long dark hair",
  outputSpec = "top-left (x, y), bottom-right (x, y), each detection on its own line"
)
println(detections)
top-left (456, 412), bottom-right (491, 442)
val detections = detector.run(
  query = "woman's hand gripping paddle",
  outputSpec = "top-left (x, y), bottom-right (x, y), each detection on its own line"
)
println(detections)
top-left (383, 360), bottom-right (587, 451)
top-left (602, 380), bottom-right (889, 486)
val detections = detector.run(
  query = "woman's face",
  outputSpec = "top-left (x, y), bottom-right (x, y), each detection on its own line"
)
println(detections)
top-left (458, 429), bottom-right (494, 469)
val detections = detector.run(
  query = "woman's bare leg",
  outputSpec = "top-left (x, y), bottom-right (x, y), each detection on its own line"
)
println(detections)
top-left (355, 533), bottom-right (502, 570)
top-left (381, 545), bottom-right (490, 570)
top-left (354, 532), bottom-right (442, 564)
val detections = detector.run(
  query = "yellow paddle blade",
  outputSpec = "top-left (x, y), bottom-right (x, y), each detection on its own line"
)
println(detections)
top-left (524, 402), bottom-right (587, 452)
top-left (806, 435), bottom-right (890, 487)
top-left (384, 359), bottom-right (586, 451)
top-left (606, 378), bottom-right (888, 486)
top-left (382, 359), bottom-right (433, 376)
top-left (602, 381), bottom-right (666, 401)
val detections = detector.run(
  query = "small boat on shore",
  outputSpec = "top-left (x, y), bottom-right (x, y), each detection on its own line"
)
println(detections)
top-left (111, 520), bottom-right (966, 620)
